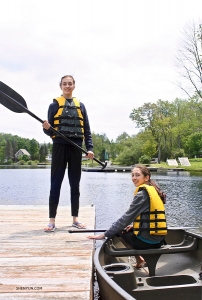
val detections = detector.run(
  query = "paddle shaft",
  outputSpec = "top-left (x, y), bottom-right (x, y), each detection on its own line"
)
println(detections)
top-left (68, 226), bottom-right (199, 233)
top-left (0, 90), bottom-right (107, 169)
top-left (68, 229), bottom-right (106, 233)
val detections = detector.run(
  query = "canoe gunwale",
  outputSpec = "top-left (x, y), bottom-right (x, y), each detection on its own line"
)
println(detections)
top-left (94, 241), bottom-right (136, 300)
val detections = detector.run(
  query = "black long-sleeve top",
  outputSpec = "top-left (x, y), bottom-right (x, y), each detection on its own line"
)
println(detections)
top-left (43, 98), bottom-right (93, 152)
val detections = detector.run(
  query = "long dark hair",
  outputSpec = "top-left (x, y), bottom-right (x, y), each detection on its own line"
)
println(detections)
top-left (134, 164), bottom-right (166, 203)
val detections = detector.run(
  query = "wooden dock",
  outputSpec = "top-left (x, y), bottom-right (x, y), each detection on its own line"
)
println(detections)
top-left (0, 205), bottom-right (95, 299)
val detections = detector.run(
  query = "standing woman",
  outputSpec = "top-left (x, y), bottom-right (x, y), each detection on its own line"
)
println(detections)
top-left (43, 75), bottom-right (94, 232)
top-left (87, 165), bottom-right (167, 268)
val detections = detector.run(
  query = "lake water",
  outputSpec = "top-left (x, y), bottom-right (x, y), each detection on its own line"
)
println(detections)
top-left (1, 167), bottom-right (202, 229)
top-left (1, 167), bottom-right (202, 299)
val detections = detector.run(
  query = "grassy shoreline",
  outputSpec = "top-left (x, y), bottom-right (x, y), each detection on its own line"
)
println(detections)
top-left (2, 158), bottom-right (202, 172)
top-left (149, 158), bottom-right (202, 172)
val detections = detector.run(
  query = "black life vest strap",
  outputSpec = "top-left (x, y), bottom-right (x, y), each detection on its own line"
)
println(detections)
top-left (137, 227), bottom-right (167, 232)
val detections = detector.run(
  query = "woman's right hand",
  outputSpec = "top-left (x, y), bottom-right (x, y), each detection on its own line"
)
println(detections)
top-left (42, 120), bottom-right (51, 130)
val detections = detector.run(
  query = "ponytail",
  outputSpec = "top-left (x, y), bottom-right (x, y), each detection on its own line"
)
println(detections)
top-left (148, 179), bottom-right (166, 203)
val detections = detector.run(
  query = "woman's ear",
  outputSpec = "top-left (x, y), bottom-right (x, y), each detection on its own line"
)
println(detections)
top-left (144, 175), bottom-right (150, 183)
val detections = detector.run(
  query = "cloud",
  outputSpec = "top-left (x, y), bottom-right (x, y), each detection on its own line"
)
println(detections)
top-left (0, 0), bottom-right (201, 143)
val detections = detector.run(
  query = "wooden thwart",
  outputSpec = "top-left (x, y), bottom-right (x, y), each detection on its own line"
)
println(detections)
top-left (0, 205), bottom-right (95, 300)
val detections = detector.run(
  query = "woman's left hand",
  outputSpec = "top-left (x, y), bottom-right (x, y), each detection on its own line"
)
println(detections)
top-left (125, 225), bottom-right (133, 231)
top-left (122, 225), bottom-right (133, 233)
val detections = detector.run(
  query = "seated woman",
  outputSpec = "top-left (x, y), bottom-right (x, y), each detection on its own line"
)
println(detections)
top-left (87, 164), bottom-right (167, 268)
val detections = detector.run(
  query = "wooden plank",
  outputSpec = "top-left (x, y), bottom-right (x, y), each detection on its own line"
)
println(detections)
top-left (0, 205), bottom-right (95, 299)
top-left (0, 292), bottom-right (89, 299)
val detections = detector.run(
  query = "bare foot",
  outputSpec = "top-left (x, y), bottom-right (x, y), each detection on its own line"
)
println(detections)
top-left (134, 260), bottom-right (146, 268)
top-left (134, 256), bottom-right (146, 268)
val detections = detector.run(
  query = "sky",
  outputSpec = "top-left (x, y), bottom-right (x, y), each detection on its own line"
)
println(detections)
top-left (0, 0), bottom-right (202, 144)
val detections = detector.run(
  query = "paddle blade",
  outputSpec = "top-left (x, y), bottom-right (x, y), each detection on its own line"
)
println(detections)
top-left (0, 81), bottom-right (28, 113)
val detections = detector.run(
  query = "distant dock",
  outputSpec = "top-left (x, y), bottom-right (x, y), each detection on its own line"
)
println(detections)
top-left (82, 166), bottom-right (132, 172)
top-left (0, 205), bottom-right (95, 300)
top-left (82, 166), bottom-right (185, 172)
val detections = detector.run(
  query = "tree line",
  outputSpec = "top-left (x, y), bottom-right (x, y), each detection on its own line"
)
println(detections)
top-left (0, 133), bottom-right (52, 164)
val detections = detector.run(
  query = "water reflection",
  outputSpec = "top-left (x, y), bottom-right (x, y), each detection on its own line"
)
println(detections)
top-left (81, 171), bottom-right (202, 230)
top-left (153, 171), bottom-right (202, 228)
top-left (0, 169), bottom-right (202, 229)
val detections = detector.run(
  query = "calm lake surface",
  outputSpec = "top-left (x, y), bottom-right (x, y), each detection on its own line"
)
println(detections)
top-left (0, 167), bottom-right (202, 229)
top-left (1, 167), bottom-right (202, 299)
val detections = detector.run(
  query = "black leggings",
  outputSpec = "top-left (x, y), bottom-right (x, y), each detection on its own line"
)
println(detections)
top-left (49, 143), bottom-right (82, 218)
top-left (118, 231), bottom-right (162, 249)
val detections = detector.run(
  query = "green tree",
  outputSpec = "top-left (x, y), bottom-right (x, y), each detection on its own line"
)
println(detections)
top-left (30, 139), bottom-right (39, 160)
top-left (11, 139), bottom-right (18, 156)
top-left (139, 155), bottom-right (151, 164)
top-left (109, 140), bottom-right (117, 161)
top-left (138, 130), bottom-right (157, 159)
top-left (171, 97), bottom-right (202, 153)
top-left (39, 144), bottom-right (48, 162)
top-left (0, 133), bottom-right (54, 164)
top-left (0, 134), bottom-right (6, 163)
top-left (47, 142), bottom-right (53, 154)
top-left (91, 133), bottom-right (110, 161)
top-left (171, 98), bottom-right (191, 150)
top-left (5, 140), bottom-right (14, 161)
top-left (22, 155), bottom-right (30, 162)
top-left (185, 132), bottom-right (202, 157)
top-left (130, 100), bottom-right (173, 162)
top-left (17, 138), bottom-right (25, 150)
top-left (116, 132), bottom-right (130, 143)
top-left (115, 132), bottom-right (131, 155)
top-left (115, 135), bottom-right (144, 165)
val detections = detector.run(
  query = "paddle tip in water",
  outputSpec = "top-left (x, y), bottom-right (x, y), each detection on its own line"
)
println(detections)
top-left (101, 161), bottom-right (108, 170)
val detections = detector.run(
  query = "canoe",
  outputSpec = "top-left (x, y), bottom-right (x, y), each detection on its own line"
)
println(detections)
top-left (94, 228), bottom-right (202, 300)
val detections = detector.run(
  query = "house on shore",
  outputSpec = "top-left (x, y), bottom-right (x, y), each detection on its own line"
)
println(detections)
top-left (15, 149), bottom-right (31, 160)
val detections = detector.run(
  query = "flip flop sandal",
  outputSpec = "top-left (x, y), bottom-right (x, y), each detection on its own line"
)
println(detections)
top-left (72, 222), bottom-right (87, 229)
top-left (44, 224), bottom-right (56, 232)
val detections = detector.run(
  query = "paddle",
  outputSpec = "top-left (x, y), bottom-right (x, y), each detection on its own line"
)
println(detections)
top-left (68, 229), bottom-right (106, 233)
top-left (0, 81), bottom-right (107, 169)
top-left (68, 226), bottom-right (199, 233)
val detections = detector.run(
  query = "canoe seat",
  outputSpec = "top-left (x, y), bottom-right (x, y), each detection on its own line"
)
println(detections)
top-left (104, 234), bottom-right (198, 276)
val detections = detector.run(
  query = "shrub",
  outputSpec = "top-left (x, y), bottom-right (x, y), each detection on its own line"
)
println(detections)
top-left (4, 159), bottom-right (13, 165)
top-left (172, 149), bottom-right (186, 159)
top-left (139, 155), bottom-right (151, 164)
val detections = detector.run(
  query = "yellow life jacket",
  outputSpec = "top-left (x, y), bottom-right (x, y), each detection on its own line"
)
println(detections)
top-left (133, 184), bottom-right (167, 235)
top-left (52, 96), bottom-right (84, 139)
